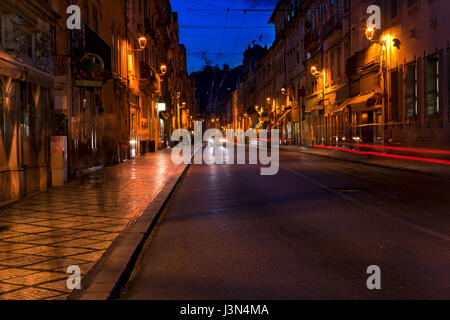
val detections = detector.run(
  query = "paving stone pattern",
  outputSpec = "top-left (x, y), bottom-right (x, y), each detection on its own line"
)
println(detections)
top-left (0, 151), bottom-right (180, 300)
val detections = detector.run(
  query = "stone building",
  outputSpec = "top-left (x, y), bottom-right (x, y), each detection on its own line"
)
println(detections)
top-left (0, 0), bottom-right (59, 204)
top-left (51, 0), bottom-right (194, 182)
top-left (231, 0), bottom-right (450, 150)
top-left (0, 0), bottom-right (195, 203)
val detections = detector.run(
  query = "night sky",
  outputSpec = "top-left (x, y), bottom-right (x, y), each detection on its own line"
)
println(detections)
top-left (170, 0), bottom-right (278, 73)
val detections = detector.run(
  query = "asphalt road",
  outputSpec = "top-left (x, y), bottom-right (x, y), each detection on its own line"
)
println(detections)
top-left (121, 147), bottom-right (450, 299)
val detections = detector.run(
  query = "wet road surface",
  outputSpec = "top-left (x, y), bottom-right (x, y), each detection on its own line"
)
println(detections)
top-left (122, 147), bottom-right (450, 299)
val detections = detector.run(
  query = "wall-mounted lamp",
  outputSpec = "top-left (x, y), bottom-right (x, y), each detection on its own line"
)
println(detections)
top-left (129, 36), bottom-right (148, 53)
top-left (160, 65), bottom-right (167, 75)
top-left (138, 36), bottom-right (147, 50)
top-left (365, 27), bottom-right (375, 41)
top-left (311, 66), bottom-right (322, 79)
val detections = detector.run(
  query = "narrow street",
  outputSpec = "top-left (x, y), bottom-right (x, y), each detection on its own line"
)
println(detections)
top-left (2, 0), bottom-right (450, 308)
top-left (121, 148), bottom-right (450, 299)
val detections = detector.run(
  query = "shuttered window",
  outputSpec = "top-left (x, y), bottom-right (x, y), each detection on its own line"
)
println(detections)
top-left (389, 68), bottom-right (401, 122)
top-left (424, 54), bottom-right (439, 117)
top-left (405, 62), bottom-right (418, 119)
top-left (448, 48), bottom-right (450, 121)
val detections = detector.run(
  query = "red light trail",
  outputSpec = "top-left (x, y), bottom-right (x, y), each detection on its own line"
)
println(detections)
top-left (354, 144), bottom-right (450, 155)
top-left (313, 145), bottom-right (450, 166)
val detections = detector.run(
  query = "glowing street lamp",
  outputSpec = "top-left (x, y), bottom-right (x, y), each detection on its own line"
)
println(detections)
top-left (160, 65), bottom-right (167, 75)
top-left (129, 36), bottom-right (148, 53)
top-left (365, 27), bottom-right (375, 41)
top-left (310, 65), bottom-right (325, 143)
top-left (138, 36), bottom-right (147, 49)
top-left (310, 66), bottom-right (319, 77)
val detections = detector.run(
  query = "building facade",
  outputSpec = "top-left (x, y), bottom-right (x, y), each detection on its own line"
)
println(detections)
top-left (51, 0), bottom-right (193, 181)
top-left (0, 0), bottom-right (193, 204)
top-left (229, 0), bottom-right (450, 150)
top-left (0, 0), bottom-right (59, 204)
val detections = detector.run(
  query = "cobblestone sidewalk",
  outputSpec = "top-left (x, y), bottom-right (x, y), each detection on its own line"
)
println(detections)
top-left (0, 150), bottom-right (182, 300)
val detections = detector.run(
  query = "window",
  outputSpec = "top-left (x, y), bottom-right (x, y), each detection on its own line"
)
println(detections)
top-left (390, 0), bottom-right (399, 20)
top-left (389, 68), bottom-right (401, 122)
top-left (425, 54), bottom-right (440, 117)
top-left (405, 62), bottom-right (418, 119)
top-left (330, 50), bottom-right (335, 83)
top-left (448, 48), bottom-right (450, 121)
top-left (337, 46), bottom-right (342, 78)
top-left (344, 0), bottom-right (349, 13)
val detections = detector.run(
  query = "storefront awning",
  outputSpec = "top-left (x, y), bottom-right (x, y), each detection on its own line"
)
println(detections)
top-left (277, 108), bottom-right (292, 123)
top-left (0, 51), bottom-right (54, 88)
top-left (304, 95), bottom-right (322, 112)
top-left (334, 92), bottom-right (377, 113)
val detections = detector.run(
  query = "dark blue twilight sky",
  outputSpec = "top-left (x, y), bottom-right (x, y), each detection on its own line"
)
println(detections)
top-left (170, 0), bottom-right (278, 73)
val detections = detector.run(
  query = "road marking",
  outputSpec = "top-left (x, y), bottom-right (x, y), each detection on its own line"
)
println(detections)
top-left (280, 164), bottom-right (450, 243)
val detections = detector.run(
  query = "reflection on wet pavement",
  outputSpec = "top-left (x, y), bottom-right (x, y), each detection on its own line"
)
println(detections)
top-left (0, 151), bottom-right (180, 300)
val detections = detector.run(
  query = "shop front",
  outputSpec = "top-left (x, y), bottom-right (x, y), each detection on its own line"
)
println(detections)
top-left (334, 92), bottom-right (382, 144)
top-left (70, 24), bottom-right (112, 177)
top-left (0, 5), bottom-right (58, 203)
top-left (0, 52), bottom-right (54, 204)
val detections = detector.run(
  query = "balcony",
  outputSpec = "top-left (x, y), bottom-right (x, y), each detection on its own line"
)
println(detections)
top-left (322, 15), bottom-right (342, 40)
top-left (304, 29), bottom-right (319, 50)
top-left (139, 62), bottom-right (159, 94)
top-left (346, 44), bottom-right (381, 79)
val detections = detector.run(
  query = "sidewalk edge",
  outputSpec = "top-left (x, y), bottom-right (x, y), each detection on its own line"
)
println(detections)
top-left (79, 158), bottom-right (193, 300)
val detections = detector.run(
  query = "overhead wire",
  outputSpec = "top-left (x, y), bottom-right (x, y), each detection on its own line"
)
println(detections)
top-left (212, 8), bottom-right (247, 112)
top-left (207, 0), bottom-right (236, 114)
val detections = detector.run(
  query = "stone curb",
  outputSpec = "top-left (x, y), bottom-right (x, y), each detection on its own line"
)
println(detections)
top-left (79, 153), bottom-right (195, 300)
top-left (281, 146), bottom-right (450, 180)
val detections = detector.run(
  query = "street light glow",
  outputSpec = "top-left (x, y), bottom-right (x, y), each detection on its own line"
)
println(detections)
top-left (365, 27), bottom-right (375, 41)
top-left (138, 36), bottom-right (147, 49)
